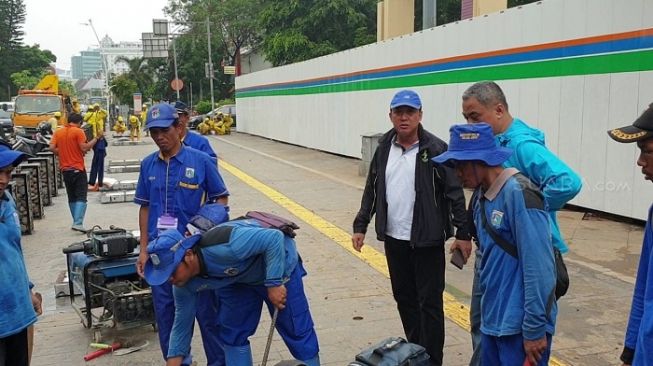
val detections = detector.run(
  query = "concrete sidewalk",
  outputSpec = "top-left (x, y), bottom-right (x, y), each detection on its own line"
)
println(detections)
top-left (23, 131), bottom-right (642, 365)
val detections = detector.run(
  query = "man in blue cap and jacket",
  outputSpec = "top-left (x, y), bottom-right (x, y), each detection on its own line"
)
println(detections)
top-left (134, 102), bottom-right (229, 366)
top-left (143, 205), bottom-right (320, 366)
top-left (433, 123), bottom-right (557, 366)
top-left (608, 103), bottom-right (653, 366)
top-left (0, 141), bottom-right (43, 366)
top-left (174, 101), bottom-right (217, 160)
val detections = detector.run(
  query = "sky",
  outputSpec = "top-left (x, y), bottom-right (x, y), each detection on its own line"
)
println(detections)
top-left (22, 0), bottom-right (169, 70)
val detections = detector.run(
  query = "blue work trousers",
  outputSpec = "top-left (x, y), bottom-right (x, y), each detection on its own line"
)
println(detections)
top-left (88, 144), bottom-right (106, 186)
top-left (481, 333), bottom-right (552, 366)
top-left (152, 282), bottom-right (225, 366)
top-left (470, 248), bottom-right (483, 366)
top-left (218, 262), bottom-right (319, 361)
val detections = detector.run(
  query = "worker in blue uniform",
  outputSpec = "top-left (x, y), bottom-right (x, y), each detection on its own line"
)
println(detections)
top-left (134, 103), bottom-right (229, 366)
top-left (174, 101), bottom-right (217, 160)
top-left (608, 104), bottom-right (653, 366)
top-left (434, 123), bottom-right (557, 366)
top-left (143, 210), bottom-right (320, 366)
top-left (0, 142), bottom-right (43, 366)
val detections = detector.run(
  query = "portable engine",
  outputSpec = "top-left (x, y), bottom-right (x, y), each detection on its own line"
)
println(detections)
top-left (62, 227), bottom-right (155, 339)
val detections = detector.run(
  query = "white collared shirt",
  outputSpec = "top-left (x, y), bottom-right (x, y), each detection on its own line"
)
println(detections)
top-left (385, 138), bottom-right (419, 241)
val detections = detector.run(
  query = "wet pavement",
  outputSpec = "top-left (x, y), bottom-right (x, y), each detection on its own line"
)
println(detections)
top-left (23, 130), bottom-right (644, 365)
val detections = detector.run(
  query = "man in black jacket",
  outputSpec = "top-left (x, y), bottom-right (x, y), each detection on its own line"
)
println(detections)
top-left (352, 89), bottom-right (471, 365)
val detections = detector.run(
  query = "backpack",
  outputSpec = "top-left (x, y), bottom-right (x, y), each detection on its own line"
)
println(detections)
top-left (241, 211), bottom-right (300, 238)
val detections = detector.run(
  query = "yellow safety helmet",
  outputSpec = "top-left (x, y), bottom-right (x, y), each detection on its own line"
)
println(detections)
top-left (54, 111), bottom-right (61, 118)
top-left (142, 103), bottom-right (148, 108)
top-left (130, 115), bottom-right (138, 123)
top-left (117, 116), bottom-right (124, 122)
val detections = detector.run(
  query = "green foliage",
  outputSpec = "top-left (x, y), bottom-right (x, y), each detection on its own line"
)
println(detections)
top-left (10, 70), bottom-right (40, 90)
top-left (0, 0), bottom-right (56, 100)
top-left (59, 80), bottom-right (76, 96)
top-left (217, 98), bottom-right (234, 107)
top-left (110, 74), bottom-right (138, 105)
top-left (258, 0), bottom-right (377, 66)
top-left (195, 100), bottom-right (213, 114)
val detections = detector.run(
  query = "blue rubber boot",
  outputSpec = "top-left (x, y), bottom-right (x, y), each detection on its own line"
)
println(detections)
top-left (71, 201), bottom-right (87, 232)
top-left (223, 344), bottom-right (253, 366)
top-left (301, 354), bottom-right (320, 366)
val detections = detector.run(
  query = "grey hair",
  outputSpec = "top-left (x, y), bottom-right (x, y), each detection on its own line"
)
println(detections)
top-left (462, 81), bottom-right (509, 110)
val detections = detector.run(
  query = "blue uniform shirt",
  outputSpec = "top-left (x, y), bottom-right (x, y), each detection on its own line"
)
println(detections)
top-left (624, 204), bottom-right (653, 365)
top-left (168, 220), bottom-right (300, 358)
top-left (183, 131), bottom-right (217, 160)
top-left (0, 191), bottom-right (37, 338)
top-left (497, 118), bottom-right (582, 253)
top-left (473, 169), bottom-right (557, 341)
top-left (134, 145), bottom-right (229, 241)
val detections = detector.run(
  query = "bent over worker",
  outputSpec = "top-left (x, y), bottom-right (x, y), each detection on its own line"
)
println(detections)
top-left (143, 212), bottom-right (320, 366)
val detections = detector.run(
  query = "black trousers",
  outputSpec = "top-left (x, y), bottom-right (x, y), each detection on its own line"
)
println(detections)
top-left (62, 169), bottom-right (88, 203)
top-left (384, 236), bottom-right (445, 365)
top-left (0, 328), bottom-right (28, 366)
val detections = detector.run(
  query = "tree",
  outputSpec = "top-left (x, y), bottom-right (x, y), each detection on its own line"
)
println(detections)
top-left (258, 0), bottom-right (377, 66)
top-left (0, 0), bottom-right (26, 51)
top-left (109, 74), bottom-right (138, 105)
top-left (9, 70), bottom-right (40, 90)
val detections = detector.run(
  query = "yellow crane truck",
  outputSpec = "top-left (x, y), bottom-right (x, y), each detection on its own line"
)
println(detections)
top-left (13, 75), bottom-right (71, 136)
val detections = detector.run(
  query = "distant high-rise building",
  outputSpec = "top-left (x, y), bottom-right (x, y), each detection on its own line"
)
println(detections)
top-left (71, 35), bottom-right (143, 80)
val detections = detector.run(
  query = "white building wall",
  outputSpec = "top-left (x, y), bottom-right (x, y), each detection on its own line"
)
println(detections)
top-left (235, 0), bottom-right (653, 220)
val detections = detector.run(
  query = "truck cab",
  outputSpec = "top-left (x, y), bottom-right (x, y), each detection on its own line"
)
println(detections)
top-left (13, 75), bottom-right (69, 136)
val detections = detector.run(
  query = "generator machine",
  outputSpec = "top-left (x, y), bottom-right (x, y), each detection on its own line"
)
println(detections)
top-left (62, 227), bottom-right (155, 340)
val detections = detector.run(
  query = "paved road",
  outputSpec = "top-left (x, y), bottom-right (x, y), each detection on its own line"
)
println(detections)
top-left (23, 131), bottom-right (643, 365)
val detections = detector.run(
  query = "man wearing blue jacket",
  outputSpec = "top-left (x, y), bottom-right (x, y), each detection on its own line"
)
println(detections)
top-left (0, 142), bottom-right (42, 366)
top-left (456, 81), bottom-right (581, 365)
top-left (608, 103), bottom-right (653, 366)
top-left (434, 123), bottom-right (557, 366)
top-left (143, 216), bottom-right (320, 366)
top-left (174, 101), bottom-right (217, 160)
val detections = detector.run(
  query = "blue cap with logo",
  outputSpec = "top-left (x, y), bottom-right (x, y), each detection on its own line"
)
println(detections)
top-left (432, 123), bottom-right (513, 167)
top-left (0, 142), bottom-right (27, 169)
top-left (145, 103), bottom-right (179, 130)
top-left (144, 229), bottom-right (201, 286)
top-left (390, 89), bottom-right (422, 110)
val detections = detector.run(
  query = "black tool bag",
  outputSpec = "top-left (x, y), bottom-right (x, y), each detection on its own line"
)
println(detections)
top-left (349, 337), bottom-right (430, 366)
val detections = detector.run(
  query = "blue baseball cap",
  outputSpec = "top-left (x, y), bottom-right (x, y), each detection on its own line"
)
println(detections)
top-left (187, 203), bottom-right (230, 234)
top-left (390, 90), bottom-right (422, 110)
top-left (174, 101), bottom-right (189, 115)
top-left (145, 103), bottom-right (179, 130)
top-left (143, 229), bottom-right (201, 286)
top-left (432, 123), bottom-right (513, 167)
top-left (0, 143), bottom-right (27, 169)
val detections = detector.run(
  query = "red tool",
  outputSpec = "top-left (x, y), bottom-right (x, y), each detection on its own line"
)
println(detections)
top-left (84, 342), bottom-right (122, 361)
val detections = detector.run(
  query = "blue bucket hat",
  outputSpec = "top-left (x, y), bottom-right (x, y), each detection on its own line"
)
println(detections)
top-left (187, 203), bottom-right (230, 235)
top-left (390, 90), bottom-right (422, 110)
top-left (144, 229), bottom-right (201, 286)
top-left (0, 143), bottom-right (27, 169)
top-left (145, 103), bottom-right (179, 130)
top-left (432, 123), bottom-right (513, 167)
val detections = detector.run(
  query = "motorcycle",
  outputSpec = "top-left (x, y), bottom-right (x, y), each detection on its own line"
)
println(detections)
top-left (12, 121), bottom-right (52, 156)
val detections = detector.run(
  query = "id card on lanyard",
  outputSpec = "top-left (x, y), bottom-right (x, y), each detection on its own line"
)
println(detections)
top-left (157, 159), bottom-right (181, 233)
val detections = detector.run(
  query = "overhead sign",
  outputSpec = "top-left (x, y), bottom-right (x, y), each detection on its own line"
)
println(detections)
top-left (170, 78), bottom-right (184, 91)
top-left (223, 66), bottom-right (236, 75)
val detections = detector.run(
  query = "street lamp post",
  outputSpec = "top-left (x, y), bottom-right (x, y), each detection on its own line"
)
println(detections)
top-left (206, 18), bottom-right (215, 110)
top-left (84, 19), bottom-right (111, 116)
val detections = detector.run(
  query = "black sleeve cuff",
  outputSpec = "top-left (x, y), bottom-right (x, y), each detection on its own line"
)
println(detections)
top-left (455, 230), bottom-right (472, 241)
top-left (620, 346), bottom-right (634, 364)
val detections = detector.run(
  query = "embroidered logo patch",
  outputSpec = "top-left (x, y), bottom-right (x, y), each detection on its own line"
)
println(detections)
top-left (185, 167), bottom-right (195, 179)
top-left (148, 176), bottom-right (156, 181)
top-left (151, 107), bottom-right (160, 119)
top-left (224, 268), bottom-right (239, 276)
top-left (491, 210), bottom-right (504, 228)
top-left (421, 151), bottom-right (429, 162)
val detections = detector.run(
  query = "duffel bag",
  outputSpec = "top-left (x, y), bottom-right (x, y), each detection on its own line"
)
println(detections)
top-left (350, 337), bottom-right (430, 366)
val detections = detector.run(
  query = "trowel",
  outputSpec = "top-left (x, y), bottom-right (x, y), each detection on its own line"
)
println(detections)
top-left (113, 340), bottom-right (149, 356)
